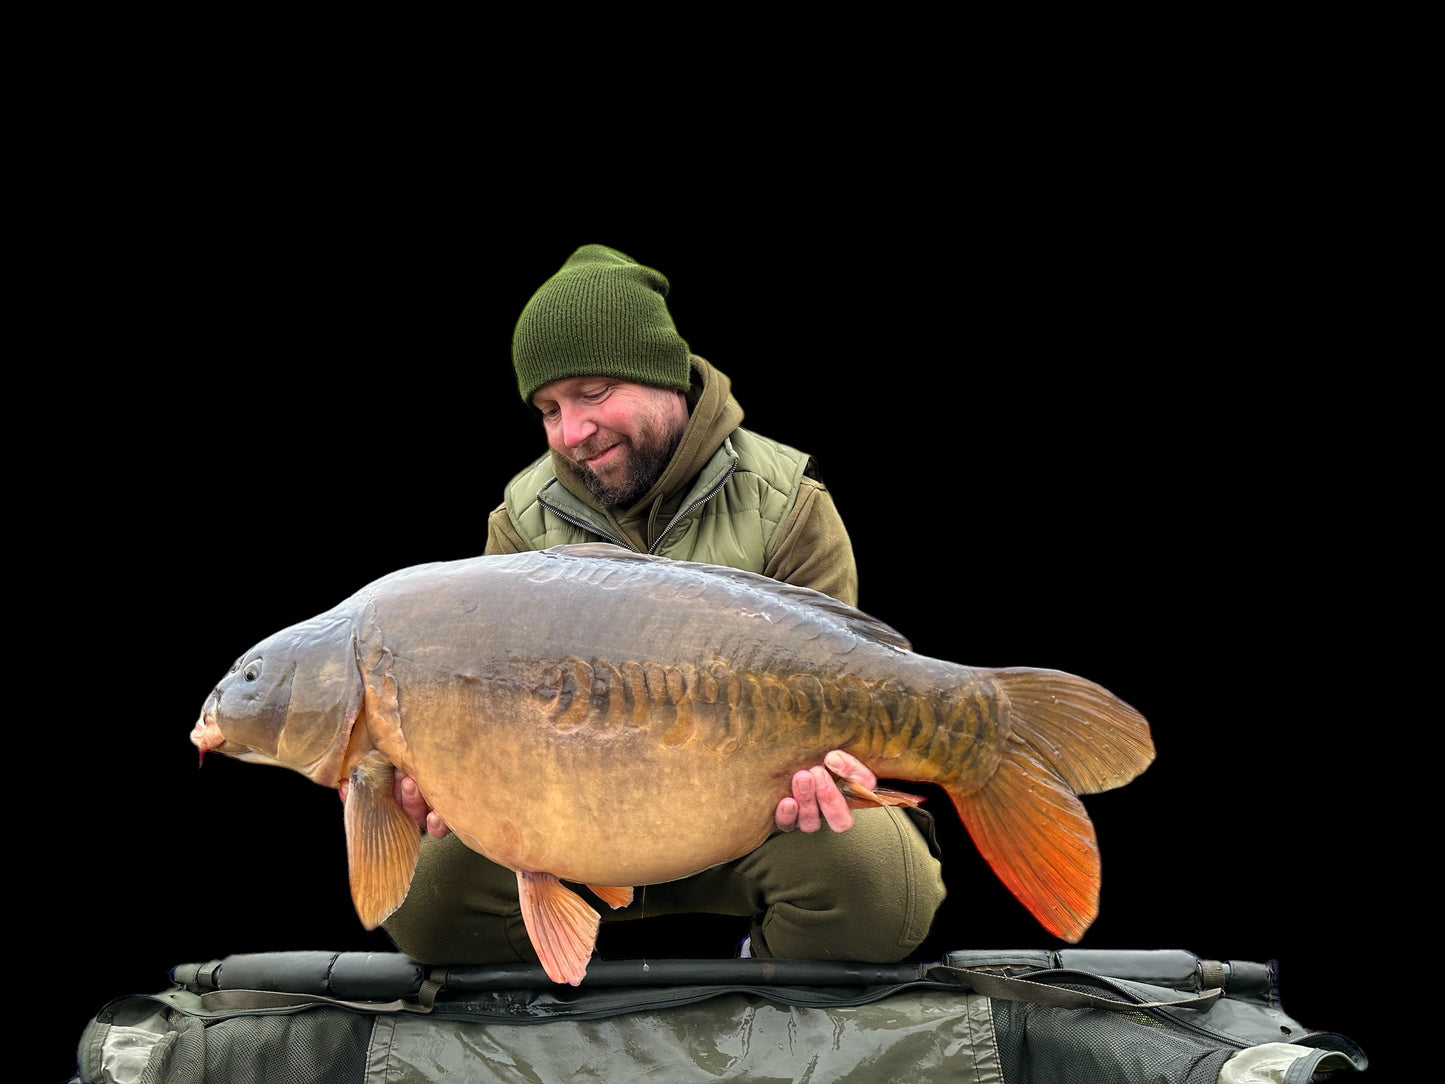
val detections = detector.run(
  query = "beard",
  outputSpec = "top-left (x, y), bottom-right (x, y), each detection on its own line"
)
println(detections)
top-left (571, 418), bottom-right (685, 509)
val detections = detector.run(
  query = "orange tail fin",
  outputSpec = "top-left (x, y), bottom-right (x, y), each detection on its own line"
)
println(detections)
top-left (952, 742), bottom-right (1102, 942)
top-left (948, 668), bottom-right (1154, 942)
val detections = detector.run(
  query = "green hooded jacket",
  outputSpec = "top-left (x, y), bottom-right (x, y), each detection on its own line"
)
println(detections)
top-left (484, 356), bottom-right (858, 607)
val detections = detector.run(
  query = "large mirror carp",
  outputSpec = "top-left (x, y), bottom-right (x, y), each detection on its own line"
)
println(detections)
top-left (191, 543), bottom-right (1154, 985)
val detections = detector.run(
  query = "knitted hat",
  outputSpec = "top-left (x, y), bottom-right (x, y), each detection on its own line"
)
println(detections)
top-left (512, 245), bottom-right (692, 403)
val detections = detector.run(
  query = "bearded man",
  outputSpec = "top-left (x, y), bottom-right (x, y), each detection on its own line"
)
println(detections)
top-left (380, 244), bottom-right (945, 969)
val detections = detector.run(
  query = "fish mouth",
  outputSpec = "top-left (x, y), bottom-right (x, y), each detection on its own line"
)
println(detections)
top-left (191, 707), bottom-right (227, 762)
top-left (189, 697), bottom-right (281, 769)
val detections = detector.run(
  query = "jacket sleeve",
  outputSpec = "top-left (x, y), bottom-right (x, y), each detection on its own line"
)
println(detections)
top-left (484, 504), bottom-right (529, 555)
top-left (762, 475), bottom-right (859, 608)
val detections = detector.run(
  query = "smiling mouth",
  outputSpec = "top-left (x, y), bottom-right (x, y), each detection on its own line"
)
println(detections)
top-left (581, 444), bottom-right (622, 469)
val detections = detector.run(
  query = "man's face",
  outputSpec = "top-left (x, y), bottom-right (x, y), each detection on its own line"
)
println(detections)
top-left (532, 376), bottom-right (689, 508)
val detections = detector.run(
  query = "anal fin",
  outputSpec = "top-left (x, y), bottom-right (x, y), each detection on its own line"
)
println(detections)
top-left (836, 778), bottom-right (926, 809)
top-left (517, 870), bottom-right (601, 986)
top-left (587, 884), bottom-right (634, 909)
top-left (343, 752), bottom-right (421, 930)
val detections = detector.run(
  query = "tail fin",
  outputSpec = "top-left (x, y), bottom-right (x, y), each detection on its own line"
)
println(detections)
top-left (951, 668), bottom-right (1154, 942)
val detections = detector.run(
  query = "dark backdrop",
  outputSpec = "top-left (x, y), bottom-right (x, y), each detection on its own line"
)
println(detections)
top-left (48, 217), bottom-right (1382, 1077)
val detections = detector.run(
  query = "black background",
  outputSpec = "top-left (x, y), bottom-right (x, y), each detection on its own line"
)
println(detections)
top-left (46, 199), bottom-right (1387, 1078)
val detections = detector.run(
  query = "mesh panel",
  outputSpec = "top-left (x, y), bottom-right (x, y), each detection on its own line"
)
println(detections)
top-left (992, 997), bottom-right (1236, 1084)
top-left (175, 1009), bottom-right (372, 1084)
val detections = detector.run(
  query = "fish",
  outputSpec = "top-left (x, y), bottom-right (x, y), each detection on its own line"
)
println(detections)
top-left (191, 542), bottom-right (1154, 986)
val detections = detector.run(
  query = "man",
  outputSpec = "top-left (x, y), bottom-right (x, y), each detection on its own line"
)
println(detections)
top-left (381, 245), bottom-right (945, 966)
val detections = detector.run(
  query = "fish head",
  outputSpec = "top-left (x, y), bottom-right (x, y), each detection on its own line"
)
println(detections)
top-left (191, 611), bottom-right (365, 788)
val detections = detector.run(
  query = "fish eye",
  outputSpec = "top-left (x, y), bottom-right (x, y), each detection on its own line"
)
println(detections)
top-left (243, 660), bottom-right (261, 682)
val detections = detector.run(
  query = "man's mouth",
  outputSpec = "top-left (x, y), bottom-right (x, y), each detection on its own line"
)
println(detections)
top-left (580, 443), bottom-right (623, 470)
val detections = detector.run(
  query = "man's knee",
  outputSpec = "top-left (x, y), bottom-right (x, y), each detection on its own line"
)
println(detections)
top-left (747, 807), bottom-right (946, 961)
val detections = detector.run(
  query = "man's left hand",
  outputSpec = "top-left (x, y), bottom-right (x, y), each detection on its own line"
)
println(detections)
top-left (774, 750), bottom-right (877, 833)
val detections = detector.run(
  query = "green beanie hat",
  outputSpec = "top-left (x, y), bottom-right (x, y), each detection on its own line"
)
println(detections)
top-left (512, 244), bottom-right (692, 404)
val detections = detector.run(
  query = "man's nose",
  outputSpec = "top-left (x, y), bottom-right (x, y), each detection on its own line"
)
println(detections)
top-left (558, 405), bottom-right (598, 448)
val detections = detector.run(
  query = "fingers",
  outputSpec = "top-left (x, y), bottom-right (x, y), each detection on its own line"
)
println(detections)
top-left (776, 766), bottom-right (852, 833)
top-left (823, 750), bottom-right (876, 790)
top-left (794, 769), bottom-right (824, 833)
top-left (774, 795), bottom-right (800, 832)
top-left (396, 775), bottom-right (427, 826)
top-left (775, 751), bottom-right (871, 834)
top-left (774, 770), bottom-right (814, 832)
top-left (811, 766), bottom-right (855, 832)
top-left (424, 810), bottom-right (450, 839)
top-left (398, 775), bottom-right (452, 838)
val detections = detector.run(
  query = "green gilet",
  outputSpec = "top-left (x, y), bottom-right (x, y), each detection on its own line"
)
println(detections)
top-left (502, 427), bottom-right (811, 571)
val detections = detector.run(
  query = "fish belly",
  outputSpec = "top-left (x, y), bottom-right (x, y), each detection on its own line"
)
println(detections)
top-left (402, 696), bottom-right (838, 885)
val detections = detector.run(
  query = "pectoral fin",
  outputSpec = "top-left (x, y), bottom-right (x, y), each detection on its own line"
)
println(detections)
top-left (587, 884), bottom-right (634, 909)
top-left (517, 870), bottom-right (600, 986)
top-left (343, 752), bottom-right (421, 930)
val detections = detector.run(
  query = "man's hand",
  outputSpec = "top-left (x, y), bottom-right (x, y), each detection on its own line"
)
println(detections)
top-left (338, 773), bottom-right (451, 838)
top-left (774, 750), bottom-right (877, 833)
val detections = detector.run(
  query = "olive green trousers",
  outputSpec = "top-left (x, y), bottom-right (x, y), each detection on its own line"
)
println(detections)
top-left (383, 807), bottom-right (946, 964)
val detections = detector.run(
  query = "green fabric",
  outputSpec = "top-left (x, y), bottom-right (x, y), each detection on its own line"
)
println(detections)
top-left (501, 428), bottom-right (810, 569)
top-left (512, 244), bottom-right (691, 403)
